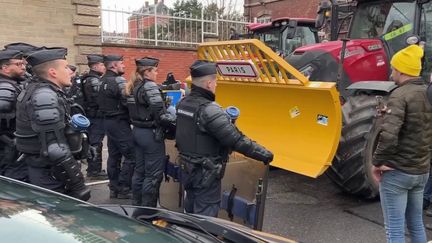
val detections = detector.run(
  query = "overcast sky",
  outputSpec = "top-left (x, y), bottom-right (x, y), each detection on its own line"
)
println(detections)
top-left (102, 0), bottom-right (244, 13)
top-left (101, 0), bottom-right (244, 32)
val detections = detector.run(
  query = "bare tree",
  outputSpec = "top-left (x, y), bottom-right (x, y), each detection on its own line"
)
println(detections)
top-left (203, 0), bottom-right (242, 17)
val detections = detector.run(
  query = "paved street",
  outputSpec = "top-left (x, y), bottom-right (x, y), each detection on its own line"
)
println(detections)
top-left (85, 145), bottom-right (432, 243)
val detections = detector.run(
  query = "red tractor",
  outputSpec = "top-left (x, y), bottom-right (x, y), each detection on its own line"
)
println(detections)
top-left (287, 0), bottom-right (432, 198)
top-left (246, 17), bottom-right (320, 58)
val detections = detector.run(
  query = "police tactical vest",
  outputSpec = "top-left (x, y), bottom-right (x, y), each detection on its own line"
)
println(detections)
top-left (0, 77), bottom-right (20, 134)
top-left (81, 70), bottom-right (102, 118)
top-left (97, 71), bottom-right (128, 118)
top-left (15, 81), bottom-right (69, 154)
top-left (176, 96), bottom-right (221, 157)
top-left (128, 80), bottom-right (154, 128)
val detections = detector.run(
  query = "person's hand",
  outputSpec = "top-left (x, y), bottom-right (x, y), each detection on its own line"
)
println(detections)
top-left (371, 165), bottom-right (394, 183)
top-left (376, 104), bottom-right (391, 117)
top-left (371, 166), bottom-right (382, 183)
top-left (376, 96), bottom-right (391, 117)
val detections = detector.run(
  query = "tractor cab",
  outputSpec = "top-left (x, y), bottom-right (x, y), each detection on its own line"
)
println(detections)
top-left (288, 0), bottom-right (432, 96)
top-left (247, 17), bottom-right (319, 57)
top-left (286, 0), bottom-right (432, 199)
top-left (349, 1), bottom-right (416, 58)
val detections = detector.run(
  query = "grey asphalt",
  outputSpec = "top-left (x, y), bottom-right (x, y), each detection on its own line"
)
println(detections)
top-left (85, 146), bottom-right (432, 243)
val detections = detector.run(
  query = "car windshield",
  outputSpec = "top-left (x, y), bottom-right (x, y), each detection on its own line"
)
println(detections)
top-left (349, 1), bottom-right (415, 53)
top-left (0, 177), bottom-right (186, 243)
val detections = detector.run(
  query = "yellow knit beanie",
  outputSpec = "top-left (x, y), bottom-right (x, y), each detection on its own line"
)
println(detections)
top-left (390, 44), bottom-right (424, 76)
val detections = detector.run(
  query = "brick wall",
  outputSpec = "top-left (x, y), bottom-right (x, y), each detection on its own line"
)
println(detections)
top-left (102, 45), bottom-right (198, 83)
top-left (245, 0), bottom-right (320, 20)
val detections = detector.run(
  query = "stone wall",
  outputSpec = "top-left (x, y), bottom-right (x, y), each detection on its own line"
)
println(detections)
top-left (0, 0), bottom-right (201, 78)
top-left (0, 0), bottom-right (102, 72)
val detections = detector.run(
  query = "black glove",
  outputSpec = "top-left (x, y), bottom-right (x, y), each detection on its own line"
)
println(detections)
top-left (252, 146), bottom-right (274, 165)
top-left (160, 113), bottom-right (176, 125)
top-left (234, 136), bottom-right (274, 165)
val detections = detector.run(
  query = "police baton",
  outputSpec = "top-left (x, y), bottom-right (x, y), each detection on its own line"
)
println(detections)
top-left (254, 163), bottom-right (269, 231)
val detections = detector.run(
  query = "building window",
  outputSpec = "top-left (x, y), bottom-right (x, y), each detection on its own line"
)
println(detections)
top-left (257, 15), bottom-right (271, 23)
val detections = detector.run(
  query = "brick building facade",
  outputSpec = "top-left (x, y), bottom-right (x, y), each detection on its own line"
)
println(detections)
top-left (244, 0), bottom-right (320, 22)
top-left (128, 0), bottom-right (170, 39)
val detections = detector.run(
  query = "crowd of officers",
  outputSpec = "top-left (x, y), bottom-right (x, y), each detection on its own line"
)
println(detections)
top-left (0, 42), bottom-right (273, 217)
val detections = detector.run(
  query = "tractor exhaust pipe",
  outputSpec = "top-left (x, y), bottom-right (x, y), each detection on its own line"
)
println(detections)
top-left (337, 38), bottom-right (349, 88)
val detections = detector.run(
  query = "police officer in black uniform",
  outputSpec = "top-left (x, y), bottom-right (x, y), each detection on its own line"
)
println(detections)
top-left (126, 57), bottom-right (175, 206)
top-left (15, 47), bottom-right (90, 201)
top-left (98, 55), bottom-right (135, 199)
top-left (4, 42), bottom-right (38, 80)
top-left (81, 54), bottom-right (108, 179)
top-left (0, 49), bottom-right (28, 181)
top-left (65, 65), bottom-right (85, 106)
top-left (176, 60), bottom-right (274, 217)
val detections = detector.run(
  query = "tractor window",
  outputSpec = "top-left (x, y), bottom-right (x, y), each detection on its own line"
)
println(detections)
top-left (283, 26), bottom-right (316, 55)
top-left (350, 1), bottom-right (415, 40)
top-left (420, 2), bottom-right (432, 81)
top-left (253, 28), bottom-right (280, 52)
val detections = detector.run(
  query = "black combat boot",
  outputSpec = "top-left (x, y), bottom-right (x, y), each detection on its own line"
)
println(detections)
top-left (132, 192), bottom-right (142, 206)
top-left (87, 170), bottom-right (108, 180)
top-left (117, 187), bottom-right (131, 199)
top-left (141, 193), bottom-right (158, 207)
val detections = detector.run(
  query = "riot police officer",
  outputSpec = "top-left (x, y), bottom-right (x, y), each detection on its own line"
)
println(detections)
top-left (4, 42), bottom-right (38, 80)
top-left (81, 54), bottom-right (108, 179)
top-left (176, 60), bottom-right (274, 217)
top-left (0, 49), bottom-right (28, 181)
top-left (65, 65), bottom-right (85, 107)
top-left (15, 47), bottom-right (90, 201)
top-left (98, 55), bottom-right (135, 199)
top-left (125, 57), bottom-right (175, 206)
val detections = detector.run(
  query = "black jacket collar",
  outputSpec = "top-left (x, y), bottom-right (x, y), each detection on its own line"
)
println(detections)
top-left (0, 73), bottom-right (17, 83)
top-left (190, 84), bottom-right (215, 101)
top-left (89, 69), bottom-right (103, 77)
top-left (104, 70), bottom-right (119, 77)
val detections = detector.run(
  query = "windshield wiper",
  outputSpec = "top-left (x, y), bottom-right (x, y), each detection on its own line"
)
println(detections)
top-left (133, 208), bottom-right (261, 243)
top-left (136, 211), bottom-right (224, 243)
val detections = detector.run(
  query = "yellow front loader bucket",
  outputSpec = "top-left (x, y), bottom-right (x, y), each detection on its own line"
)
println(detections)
top-left (196, 39), bottom-right (342, 177)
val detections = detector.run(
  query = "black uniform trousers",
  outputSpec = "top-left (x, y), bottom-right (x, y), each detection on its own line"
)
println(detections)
top-left (131, 127), bottom-right (166, 207)
top-left (182, 162), bottom-right (222, 217)
top-left (25, 155), bottom-right (65, 193)
top-left (86, 117), bottom-right (105, 174)
top-left (104, 117), bottom-right (135, 193)
top-left (0, 141), bottom-right (28, 182)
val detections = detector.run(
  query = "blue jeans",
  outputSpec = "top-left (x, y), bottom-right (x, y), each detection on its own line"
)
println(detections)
top-left (379, 170), bottom-right (429, 243)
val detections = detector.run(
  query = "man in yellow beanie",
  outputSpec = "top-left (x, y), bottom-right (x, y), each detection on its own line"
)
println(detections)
top-left (372, 44), bottom-right (432, 243)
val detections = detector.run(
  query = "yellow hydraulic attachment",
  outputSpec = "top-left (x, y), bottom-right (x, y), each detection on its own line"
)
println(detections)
top-left (196, 39), bottom-right (342, 177)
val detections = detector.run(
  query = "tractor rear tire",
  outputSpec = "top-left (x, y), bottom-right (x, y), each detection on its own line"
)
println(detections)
top-left (325, 94), bottom-right (382, 199)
